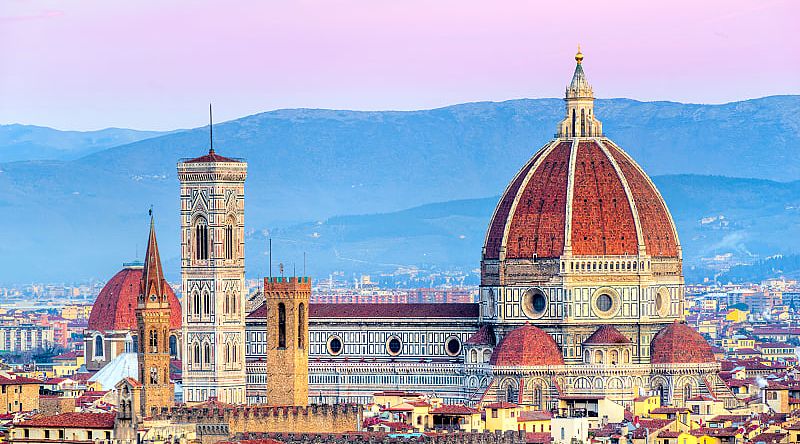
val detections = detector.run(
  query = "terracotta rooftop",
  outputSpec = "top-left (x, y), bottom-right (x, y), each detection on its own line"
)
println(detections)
top-left (430, 404), bottom-right (479, 415)
top-left (484, 138), bottom-right (679, 260)
top-left (248, 302), bottom-right (479, 320)
top-left (88, 265), bottom-right (181, 332)
top-left (518, 411), bottom-right (553, 422)
top-left (650, 322), bottom-right (715, 365)
top-left (465, 324), bottom-right (496, 346)
top-left (184, 149), bottom-right (241, 163)
top-left (0, 374), bottom-right (41, 385)
top-left (311, 303), bottom-right (479, 319)
top-left (489, 324), bottom-right (564, 367)
top-left (18, 412), bottom-right (115, 429)
top-left (583, 325), bottom-right (631, 345)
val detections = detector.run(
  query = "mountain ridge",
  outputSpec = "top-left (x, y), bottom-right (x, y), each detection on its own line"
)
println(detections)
top-left (0, 95), bottom-right (798, 283)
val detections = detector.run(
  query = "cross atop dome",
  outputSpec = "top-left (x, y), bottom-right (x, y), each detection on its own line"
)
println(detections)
top-left (557, 46), bottom-right (603, 138)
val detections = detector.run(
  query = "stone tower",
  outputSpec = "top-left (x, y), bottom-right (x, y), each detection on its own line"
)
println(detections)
top-left (264, 276), bottom-right (310, 406)
top-left (135, 216), bottom-right (175, 414)
top-left (178, 140), bottom-right (248, 404)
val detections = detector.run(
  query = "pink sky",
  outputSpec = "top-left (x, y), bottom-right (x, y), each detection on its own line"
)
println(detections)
top-left (1, 0), bottom-right (797, 130)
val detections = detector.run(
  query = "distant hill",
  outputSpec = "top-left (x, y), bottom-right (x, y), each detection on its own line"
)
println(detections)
top-left (0, 124), bottom-right (168, 162)
top-left (263, 175), bottom-right (800, 285)
top-left (0, 96), bottom-right (798, 283)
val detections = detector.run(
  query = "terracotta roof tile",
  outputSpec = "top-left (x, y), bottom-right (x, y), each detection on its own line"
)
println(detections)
top-left (489, 324), bottom-right (564, 367)
top-left (184, 150), bottom-right (240, 163)
top-left (308, 303), bottom-right (479, 319)
top-left (465, 325), bottom-right (496, 346)
top-left (88, 266), bottom-right (181, 332)
top-left (650, 322), bottom-right (714, 364)
top-left (19, 412), bottom-right (115, 429)
top-left (583, 325), bottom-right (631, 345)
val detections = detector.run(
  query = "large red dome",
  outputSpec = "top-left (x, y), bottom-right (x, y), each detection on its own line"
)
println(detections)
top-left (88, 264), bottom-right (182, 332)
top-left (483, 138), bottom-right (679, 260)
top-left (489, 324), bottom-right (564, 366)
top-left (650, 322), bottom-right (714, 364)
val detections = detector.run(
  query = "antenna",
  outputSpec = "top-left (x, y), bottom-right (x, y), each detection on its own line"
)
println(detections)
top-left (209, 103), bottom-right (214, 154)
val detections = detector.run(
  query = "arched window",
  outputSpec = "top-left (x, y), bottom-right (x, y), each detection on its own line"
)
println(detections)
top-left (298, 303), bottom-right (305, 349)
top-left (169, 335), bottom-right (178, 357)
top-left (482, 349), bottom-right (491, 363)
top-left (504, 382), bottom-right (518, 403)
top-left (224, 343), bottom-right (230, 364)
top-left (594, 350), bottom-right (603, 364)
top-left (224, 291), bottom-right (230, 315)
top-left (610, 350), bottom-right (619, 365)
top-left (232, 342), bottom-right (238, 363)
top-left (278, 303), bottom-right (286, 348)
top-left (192, 290), bottom-right (201, 316)
top-left (470, 349), bottom-right (478, 363)
top-left (149, 329), bottom-right (158, 353)
top-left (193, 343), bottom-right (201, 365)
top-left (623, 349), bottom-right (630, 363)
top-left (94, 335), bottom-right (104, 358)
top-left (203, 342), bottom-right (211, 365)
top-left (533, 385), bottom-right (543, 408)
top-left (194, 217), bottom-right (209, 260)
top-left (203, 290), bottom-right (211, 316)
top-left (224, 217), bottom-right (234, 260)
top-left (684, 384), bottom-right (693, 400)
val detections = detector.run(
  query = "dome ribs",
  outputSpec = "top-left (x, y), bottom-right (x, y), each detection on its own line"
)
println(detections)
top-left (489, 324), bottom-right (564, 366)
top-left (88, 267), bottom-right (182, 333)
top-left (651, 322), bottom-right (715, 364)
top-left (506, 141), bottom-right (572, 259)
top-left (484, 149), bottom-right (546, 259)
top-left (570, 141), bottom-right (637, 256)
top-left (605, 142), bottom-right (679, 257)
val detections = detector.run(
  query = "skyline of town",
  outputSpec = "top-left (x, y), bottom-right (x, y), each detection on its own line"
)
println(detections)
top-left (1, 2), bottom-right (798, 443)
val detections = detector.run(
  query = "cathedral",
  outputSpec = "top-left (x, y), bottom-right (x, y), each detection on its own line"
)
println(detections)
top-left (87, 50), bottom-right (732, 413)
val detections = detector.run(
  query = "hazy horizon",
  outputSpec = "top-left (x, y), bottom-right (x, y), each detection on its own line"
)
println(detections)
top-left (1, 0), bottom-right (797, 131)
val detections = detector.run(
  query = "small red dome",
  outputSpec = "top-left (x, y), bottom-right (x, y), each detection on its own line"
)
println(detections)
top-left (583, 325), bottom-right (631, 345)
top-left (88, 265), bottom-right (181, 332)
top-left (484, 139), bottom-right (679, 260)
top-left (650, 322), bottom-right (714, 364)
top-left (489, 324), bottom-right (564, 366)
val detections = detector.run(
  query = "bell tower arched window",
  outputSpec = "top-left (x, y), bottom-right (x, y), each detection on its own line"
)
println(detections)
top-left (298, 303), bottom-right (305, 349)
top-left (149, 329), bottom-right (158, 353)
top-left (194, 217), bottom-right (209, 260)
top-left (224, 216), bottom-right (235, 260)
top-left (278, 303), bottom-right (286, 348)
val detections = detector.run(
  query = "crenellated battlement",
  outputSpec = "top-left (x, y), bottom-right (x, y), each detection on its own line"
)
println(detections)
top-left (221, 430), bottom-right (528, 444)
top-left (264, 276), bottom-right (312, 292)
top-left (149, 403), bottom-right (361, 435)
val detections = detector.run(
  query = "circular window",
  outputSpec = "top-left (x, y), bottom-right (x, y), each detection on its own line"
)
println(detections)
top-left (591, 288), bottom-right (620, 318)
top-left (327, 336), bottom-right (343, 356)
top-left (445, 336), bottom-right (461, 356)
top-left (655, 287), bottom-right (670, 317)
top-left (386, 336), bottom-right (402, 356)
top-left (596, 294), bottom-right (613, 312)
top-left (521, 288), bottom-right (548, 319)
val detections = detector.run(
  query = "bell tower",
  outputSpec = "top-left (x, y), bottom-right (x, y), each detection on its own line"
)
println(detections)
top-left (178, 108), bottom-right (248, 404)
top-left (135, 215), bottom-right (174, 415)
top-left (264, 276), bottom-right (310, 406)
